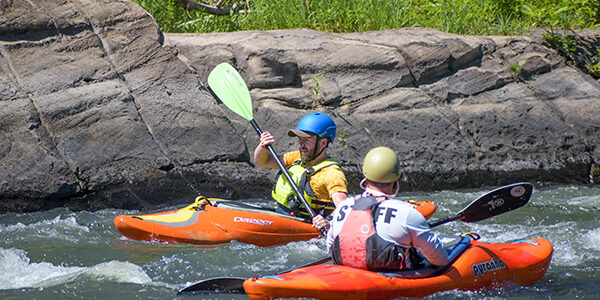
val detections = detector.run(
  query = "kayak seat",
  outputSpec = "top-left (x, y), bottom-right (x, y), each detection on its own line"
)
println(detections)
top-left (379, 235), bottom-right (472, 279)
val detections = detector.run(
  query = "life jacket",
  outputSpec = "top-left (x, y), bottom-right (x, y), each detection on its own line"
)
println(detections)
top-left (271, 158), bottom-right (339, 217)
top-left (330, 196), bottom-right (408, 271)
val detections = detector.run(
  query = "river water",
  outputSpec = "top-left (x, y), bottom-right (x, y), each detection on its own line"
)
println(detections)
top-left (1, 183), bottom-right (598, 299)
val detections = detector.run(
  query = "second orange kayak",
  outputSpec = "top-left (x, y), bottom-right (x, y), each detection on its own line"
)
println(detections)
top-left (114, 197), bottom-right (436, 247)
top-left (243, 235), bottom-right (553, 299)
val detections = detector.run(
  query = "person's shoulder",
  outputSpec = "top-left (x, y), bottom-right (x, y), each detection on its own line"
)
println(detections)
top-left (320, 165), bottom-right (347, 187)
top-left (383, 199), bottom-right (424, 213)
top-left (381, 199), bottom-right (413, 208)
top-left (335, 194), bottom-right (356, 206)
top-left (399, 201), bottom-right (429, 224)
top-left (344, 195), bottom-right (356, 204)
top-left (283, 151), bottom-right (301, 164)
top-left (323, 157), bottom-right (340, 166)
top-left (320, 160), bottom-right (344, 174)
top-left (323, 164), bottom-right (344, 174)
top-left (284, 151), bottom-right (300, 159)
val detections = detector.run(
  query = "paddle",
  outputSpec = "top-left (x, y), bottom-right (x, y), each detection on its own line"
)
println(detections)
top-left (207, 62), bottom-right (326, 235)
top-left (178, 182), bottom-right (533, 295)
top-left (178, 255), bottom-right (332, 294)
top-left (427, 182), bottom-right (532, 227)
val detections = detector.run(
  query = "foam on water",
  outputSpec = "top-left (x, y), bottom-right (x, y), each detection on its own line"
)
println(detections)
top-left (1, 215), bottom-right (88, 233)
top-left (0, 248), bottom-right (152, 290)
top-left (568, 193), bottom-right (600, 207)
top-left (582, 227), bottom-right (600, 253)
top-left (2, 184), bottom-right (599, 299)
top-left (1, 215), bottom-right (90, 243)
top-left (466, 220), bottom-right (591, 267)
top-left (240, 238), bottom-right (328, 273)
top-left (0, 248), bottom-right (85, 290)
top-left (537, 185), bottom-right (600, 208)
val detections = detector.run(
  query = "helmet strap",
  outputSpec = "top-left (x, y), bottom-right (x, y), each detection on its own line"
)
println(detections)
top-left (306, 136), bottom-right (328, 164)
top-left (389, 181), bottom-right (399, 197)
top-left (359, 178), bottom-right (368, 190)
top-left (361, 179), bottom-right (399, 198)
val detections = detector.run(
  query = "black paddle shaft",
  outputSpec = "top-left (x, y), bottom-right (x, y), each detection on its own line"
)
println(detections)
top-left (250, 120), bottom-right (327, 235)
top-left (178, 256), bottom-right (332, 294)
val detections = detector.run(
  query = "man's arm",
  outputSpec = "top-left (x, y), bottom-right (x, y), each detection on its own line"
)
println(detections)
top-left (313, 191), bottom-right (347, 231)
top-left (408, 211), bottom-right (449, 266)
top-left (254, 132), bottom-right (283, 169)
top-left (331, 191), bottom-right (348, 206)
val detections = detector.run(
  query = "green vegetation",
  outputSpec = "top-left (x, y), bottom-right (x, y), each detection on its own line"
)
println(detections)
top-left (339, 129), bottom-right (349, 150)
top-left (542, 31), bottom-right (579, 60)
top-left (536, 26), bottom-right (600, 79)
top-left (588, 49), bottom-right (600, 77)
top-left (131, 0), bottom-right (599, 35)
top-left (310, 72), bottom-right (325, 109)
top-left (131, 0), bottom-right (600, 78)
top-left (510, 60), bottom-right (526, 81)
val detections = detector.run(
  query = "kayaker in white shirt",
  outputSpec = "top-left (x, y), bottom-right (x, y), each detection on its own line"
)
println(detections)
top-left (326, 146), bottom-right (448, 271)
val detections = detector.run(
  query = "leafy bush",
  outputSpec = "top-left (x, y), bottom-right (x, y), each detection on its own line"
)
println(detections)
top-left (130, 0), bottom-right (599, 35)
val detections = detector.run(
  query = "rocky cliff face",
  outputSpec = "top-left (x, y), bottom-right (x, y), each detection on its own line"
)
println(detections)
top-left (1, 0), bottom-right (598, 212)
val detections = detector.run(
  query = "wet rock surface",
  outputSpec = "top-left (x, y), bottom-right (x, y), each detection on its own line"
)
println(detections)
top-left (1, 0), bottom-right (598, 212)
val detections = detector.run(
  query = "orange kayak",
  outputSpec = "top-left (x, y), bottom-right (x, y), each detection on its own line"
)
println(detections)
top-left (243, 235), bottom-right (553, 298)
top-left (114, 197), bottom-right (436, 247)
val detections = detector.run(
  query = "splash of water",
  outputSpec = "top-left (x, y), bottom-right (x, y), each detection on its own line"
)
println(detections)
top-left (0, 248), bottom-right (152, 290)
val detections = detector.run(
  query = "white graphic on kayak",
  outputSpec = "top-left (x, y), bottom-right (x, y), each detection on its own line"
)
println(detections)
top-left (233, 217), bottom-right (274, 226)
top-left (486, 197), bottom-right (505, 211)
top-left (472, 257), bottom-right (506, 278)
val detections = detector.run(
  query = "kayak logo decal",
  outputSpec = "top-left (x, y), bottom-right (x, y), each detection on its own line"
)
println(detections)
top-left (472, 257), bottom-right (506, 278)
top-left (510, 185), bottom-right (526, 197)
top-left (233, 216), bottom-right (274, 226)
top-left (486, 197), bottom-right (505, 211)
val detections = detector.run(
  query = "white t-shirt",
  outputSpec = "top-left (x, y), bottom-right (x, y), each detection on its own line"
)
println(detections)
top-left (326, 190), bottom-right (449, 267)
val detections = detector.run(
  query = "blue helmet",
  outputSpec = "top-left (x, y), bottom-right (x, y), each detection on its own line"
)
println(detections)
top-left (288, 112), bottom-right (336, 142)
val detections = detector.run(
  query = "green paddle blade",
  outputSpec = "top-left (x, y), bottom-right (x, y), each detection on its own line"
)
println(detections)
top-left (208, 63), bottom-right (254, 121)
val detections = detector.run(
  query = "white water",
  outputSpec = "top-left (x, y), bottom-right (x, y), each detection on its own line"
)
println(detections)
top-left (0, 184), bottom-right (598, 299)
top-left (0, 247), bottom-right (152, 289)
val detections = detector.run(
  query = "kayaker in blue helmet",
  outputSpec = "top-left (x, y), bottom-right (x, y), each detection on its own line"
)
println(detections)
top-left (254, 112), bottom-right (348, 231)
top-left (326, 147), bottom-right (448, 271)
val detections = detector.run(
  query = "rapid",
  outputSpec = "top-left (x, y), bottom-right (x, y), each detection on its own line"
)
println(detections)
top-left (1, 183), bottom-right (598, 299)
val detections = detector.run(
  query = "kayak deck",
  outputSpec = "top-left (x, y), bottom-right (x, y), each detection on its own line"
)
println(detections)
top-left (114, 197), bottom-right (436, 247)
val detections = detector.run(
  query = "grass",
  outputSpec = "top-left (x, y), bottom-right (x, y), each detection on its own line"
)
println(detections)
top-left (130, 0), bottom-right (600, 78)
top-left (130, 0), bottom-right (599, 35)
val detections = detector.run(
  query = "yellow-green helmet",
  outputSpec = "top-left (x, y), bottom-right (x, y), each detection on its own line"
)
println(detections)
top-left (362, 147), bottom-right (400, 183)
